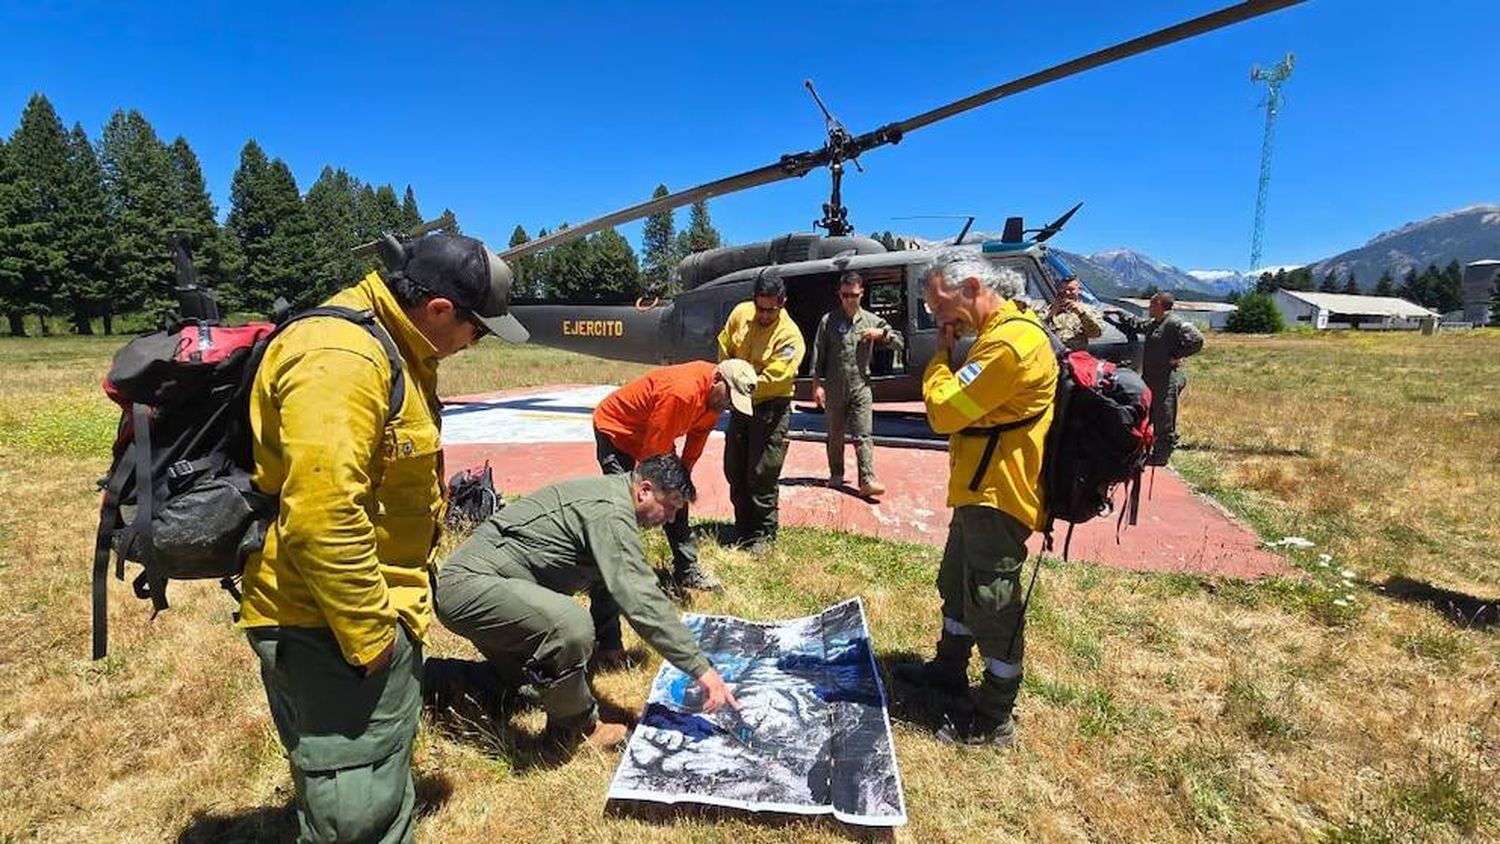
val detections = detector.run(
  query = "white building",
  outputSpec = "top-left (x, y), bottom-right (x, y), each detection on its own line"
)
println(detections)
top-left (1272, 289), bottom-right (1438, 330)
top-left (1117, 297), bottom-right (1239, 331)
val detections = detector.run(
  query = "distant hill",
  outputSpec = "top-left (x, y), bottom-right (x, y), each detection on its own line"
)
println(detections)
top-left (1306, 204), bottom-right (1500, 289)
top-left (896, 203), bottom-right (1499, 300)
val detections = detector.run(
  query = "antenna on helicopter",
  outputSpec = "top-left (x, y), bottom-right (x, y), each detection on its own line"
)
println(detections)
top-left (804, 79), bottom-right (861, 238)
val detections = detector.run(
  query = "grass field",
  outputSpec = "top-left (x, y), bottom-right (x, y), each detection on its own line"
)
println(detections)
top-left (0, 329), bottom-right (1494, 843)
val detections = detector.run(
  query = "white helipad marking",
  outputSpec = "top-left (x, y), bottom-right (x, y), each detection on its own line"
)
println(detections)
top-left (441, 385), bottom-right (616, 444)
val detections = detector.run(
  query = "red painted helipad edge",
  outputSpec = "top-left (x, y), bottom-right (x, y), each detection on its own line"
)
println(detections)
top-left (443, 388), bottom-right (1287, 579)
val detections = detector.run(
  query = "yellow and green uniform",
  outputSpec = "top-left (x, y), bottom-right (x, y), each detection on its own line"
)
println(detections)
top-left (716, 301), bottom-right (806, 544)
top-left (921, 300), bottom-right (1057, 721)
top-left (239, 271), bottom-right (445, 844)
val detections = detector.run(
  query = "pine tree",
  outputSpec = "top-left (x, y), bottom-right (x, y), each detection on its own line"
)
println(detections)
top-left (1341, 273), bottom-right (1360, 295)
top-left (1319, 270), bottom-right (1339, 293)
top-left (304, 166), bottom-right (364, 301)
top-left (1490, 281), bottom-right (1500, 327)
top-left (59, 125), bottom-right (112, 333)
top-left (507, 225), bottom-right (539, 298)
top-left (99, 109), bottom-right (180, 323)
top-left (166, 137), bottom-right (226, 297)
top-left (641, 184), bottom-right (675, 293)
top-left (227, 141), bottom-right (320, 310)
top-left (589, 228), bottom-right (641, 300)
top-left (353, 184), bottom-right (381, 241)
top-left (400, 185), bottom-right (421, 229)
top-left (0, 138), bottom-right (45, 336)
top-left (8, 93), bottom-right (71, 335)
top-left (1373, 270), bottom-right (1396, 297)
top-left (682, 199), bottom-right (721, 254)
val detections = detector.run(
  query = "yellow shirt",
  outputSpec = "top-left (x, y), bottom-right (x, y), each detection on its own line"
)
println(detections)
top-left (716, 300), bottom-right (806, 402)
top-left (922, 301), bottom-right (1057, 529)
top-left (239, 272), bottom-right (444, 667)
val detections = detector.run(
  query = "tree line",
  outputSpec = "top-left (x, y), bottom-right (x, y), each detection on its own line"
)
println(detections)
top-left (0, 93), bottom-right (727, 334)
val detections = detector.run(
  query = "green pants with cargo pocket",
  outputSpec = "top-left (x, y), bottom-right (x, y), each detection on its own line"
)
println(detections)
top-left (824, 382), bottom-right (875, 485)
top-left (936, 505), bottom-right (1032, 720)
top-left (247, 624), bottom-right (422, 844)
top-left (724, 398), bottom-right (792, 545)
top-left (432, 560), bottom-right (599, 730)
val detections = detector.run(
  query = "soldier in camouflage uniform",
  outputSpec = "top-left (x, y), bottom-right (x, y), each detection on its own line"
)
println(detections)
top-left (433, 455), bottom-right (739, 750)
top-left (1109, 292), bottom-right (1204, 465)
top-left (1043, 275), bottom-right (1104, 352)
top-left (810, 272), bottom-right (904, 498)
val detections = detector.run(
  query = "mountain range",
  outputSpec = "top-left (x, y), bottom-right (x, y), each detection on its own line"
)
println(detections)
top-left (903, 203), bottom-right (1500, 300)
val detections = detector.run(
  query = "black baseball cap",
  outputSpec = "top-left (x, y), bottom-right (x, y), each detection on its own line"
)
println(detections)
top-left (400, 234), bottom-right (529, 343)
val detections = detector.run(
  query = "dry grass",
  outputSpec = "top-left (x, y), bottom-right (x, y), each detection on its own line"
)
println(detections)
top-left (0, 331), bottom-right (1495, 843)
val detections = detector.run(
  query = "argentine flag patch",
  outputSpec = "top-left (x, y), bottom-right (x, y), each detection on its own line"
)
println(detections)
top-left (957, 362), bottom-right (983, 385)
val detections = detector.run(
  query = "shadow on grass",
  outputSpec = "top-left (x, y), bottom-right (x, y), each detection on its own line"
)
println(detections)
top-left (422, 657), bottom-right (640, 774)
top-left (875, 650), bottom-right (959, 736)
top-left (1179, 441), bottom-right (1315, 458)
top-left (175, 771), bottom-right (454, 843)
top-left (604, 799), bottom-right (897, 842)
top-left (1379, 576), bottom-right (1498, 629)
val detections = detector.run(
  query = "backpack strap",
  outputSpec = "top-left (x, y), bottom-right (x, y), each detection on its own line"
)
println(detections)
top-left (91, 444), bottom-right (134, 659)
top-left (958, 410), bottom-right (1046, 493)
top-left (271, 306), bottom-right (406, 424)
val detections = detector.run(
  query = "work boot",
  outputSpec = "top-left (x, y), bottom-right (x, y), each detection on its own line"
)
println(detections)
top-left (825, 475), bottom-right (845, 489)
top-left (673, 560), bottom-right (723, 592)
top-left (858, 479), bottom-right (886, 499)
top-left (891, 633), bottom-right (973, 696)
top-left (937, 709), bottom-right (1016, 747)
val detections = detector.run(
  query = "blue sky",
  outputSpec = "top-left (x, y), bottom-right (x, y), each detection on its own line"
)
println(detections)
top-left (3, 1), bottom-right (1496, 271)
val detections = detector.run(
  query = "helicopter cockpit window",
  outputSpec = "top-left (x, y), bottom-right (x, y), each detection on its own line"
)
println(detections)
top-left (915, 254), bottom-right (1050, 330)
top-left (1043, 252), bottom-right (1103, 305)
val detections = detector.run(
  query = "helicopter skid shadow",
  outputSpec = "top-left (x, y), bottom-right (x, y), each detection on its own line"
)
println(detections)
top-left (1379, 576), bottom-right (1498, 629)
top-left (781, 475), bottom-right (878, 502)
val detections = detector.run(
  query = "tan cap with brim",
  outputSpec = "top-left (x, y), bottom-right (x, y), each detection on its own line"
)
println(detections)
top-left (715, 359), bottom-right (757, 415)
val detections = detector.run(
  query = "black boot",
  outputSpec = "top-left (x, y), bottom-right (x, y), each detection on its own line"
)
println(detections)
top-left (673, 559), bottom-right (723, 592)
top-left (939, 673), bottom-right (1021, 746)
top-left (891, 633), bottom-right (972, 696)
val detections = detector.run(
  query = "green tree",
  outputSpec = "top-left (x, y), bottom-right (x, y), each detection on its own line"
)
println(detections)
top-left (166, 137), bottom-right (227, 296)
top-left (59, 125), bottom-right (113, 333)
top-left (681, 199), bottom-right (721, 254)
top-left (7, 93), bottom-right (71, 334)
top-left (227, 141), bottom-right (319, 310)
top-left (1373, 270), bottom-right (1396, 297)
top-left (589, 227), bottom-right (640, 300)
top-left (99, 109), bottom-right (180, 324)
top-left (0, 138), bottom-right (47, 335)
top-left (537, 223), bottom-right (595, 300)
top-left (507, 225), bottom-right (540, 298)
top-left (400, 185), bottom-right (421, 229)
top-left (304, 166), bottom-right (364, 302)
top-left (1319, 270), bottom-right (1339, 293)
top-left (641, 184), bottom-right (675, 293)
top-left (1490, 281), bottom-right (1500, 326)
top-left (1224, 291), bottom-right (1284, 333)
top-left (1341, 273), bottom-right (1360, 295)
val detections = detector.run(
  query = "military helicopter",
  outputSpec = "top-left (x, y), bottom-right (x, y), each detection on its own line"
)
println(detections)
top-left (375, 1), bottom-right (1306, 403)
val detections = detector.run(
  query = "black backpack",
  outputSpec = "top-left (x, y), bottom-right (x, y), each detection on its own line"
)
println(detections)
top-left (959, 316), bottom-right (1154, 558)
top-left (444, 461), bottom-right (502, 531)
top-left (91, 307), bottom-right (405, 659)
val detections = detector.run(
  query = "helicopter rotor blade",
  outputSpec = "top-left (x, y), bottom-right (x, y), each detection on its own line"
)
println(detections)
top-left (498, 0), bottom-right (1303, 262)
top-left (1031, 202), bottom-right (1084, 242)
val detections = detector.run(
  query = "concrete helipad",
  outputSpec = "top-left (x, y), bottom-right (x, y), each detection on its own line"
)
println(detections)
top-left (443, 385), bottom-right (1287, 578)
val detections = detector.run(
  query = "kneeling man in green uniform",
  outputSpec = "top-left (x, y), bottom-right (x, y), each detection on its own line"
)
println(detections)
top-left (434, 454), bottom-right (739, 749)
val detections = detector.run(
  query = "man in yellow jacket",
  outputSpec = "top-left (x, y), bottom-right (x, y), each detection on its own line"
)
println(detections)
top-left (240, 233), bottom-right (528, 842)
top-left (894, 252), bottom-right (1057, 747)
top-left (716, 274), bottom-right (805, 551)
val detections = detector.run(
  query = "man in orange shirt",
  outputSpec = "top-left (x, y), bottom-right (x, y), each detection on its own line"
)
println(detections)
top-left (592, 359), bottom-right (757, 615)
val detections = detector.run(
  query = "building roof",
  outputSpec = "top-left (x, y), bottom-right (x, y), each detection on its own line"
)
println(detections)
top-left (1466, 259), bottom-right (1500, 267)
top-left (1276, 289), bottom-right (1437, 318)
top-left (1120, 297), bottom-right (1238, 313)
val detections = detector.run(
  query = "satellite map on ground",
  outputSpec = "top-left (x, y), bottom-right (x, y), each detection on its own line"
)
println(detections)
top-left (606, 598), bottom-right (907, 827)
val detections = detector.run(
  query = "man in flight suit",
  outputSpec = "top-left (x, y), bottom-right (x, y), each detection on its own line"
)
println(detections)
top-left (1109, 292), bottom-right (1204, 464)
top-left (810, 271), bottom-right (904, 499)
top-left (716, 274), bottom-right (806, 551)
top-left (433, 455), bottom-right (739, 750)
top-left (894, 252), bottom-right (1057, 747)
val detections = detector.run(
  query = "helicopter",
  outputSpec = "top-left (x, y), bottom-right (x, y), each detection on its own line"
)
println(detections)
top-left (364, 1), bottom-right (1306, 403)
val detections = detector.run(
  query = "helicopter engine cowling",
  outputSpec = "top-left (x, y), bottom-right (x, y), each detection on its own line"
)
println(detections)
top-left (673, 234), bottom-right (887, 291)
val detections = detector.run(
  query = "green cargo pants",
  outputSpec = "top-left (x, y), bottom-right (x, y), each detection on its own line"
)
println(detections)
top-left (936, 505), bottom-right (1032, 720)
top-left (723, 398), bottom-right (791, 546)
top-left (247, 624), bottom-right (422, 844)
top-left (433, 562), bottom-right (598, 729)
top-left (1147, 369), bottom-right (1187, 466)
top-left (824, 382), bottom-right (875, 485)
